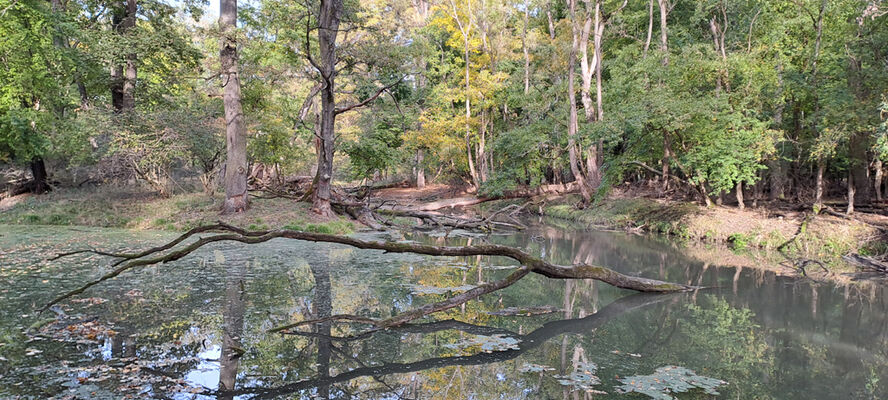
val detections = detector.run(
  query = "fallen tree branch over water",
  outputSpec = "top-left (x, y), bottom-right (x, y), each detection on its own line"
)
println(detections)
top-left (43, 223), bottom-right (695, 321)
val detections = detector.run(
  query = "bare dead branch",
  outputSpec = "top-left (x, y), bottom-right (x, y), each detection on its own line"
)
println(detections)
top-left (334, 76), bottom-right (406, 115)
top-left (41, 224), bottom-right (695, 316)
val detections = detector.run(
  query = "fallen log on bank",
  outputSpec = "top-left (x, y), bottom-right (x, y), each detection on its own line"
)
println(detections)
top-left (42, 223), bottom-right (695, 325)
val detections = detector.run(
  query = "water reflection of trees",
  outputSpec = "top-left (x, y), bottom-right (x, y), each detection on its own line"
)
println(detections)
top-left (16, 227), bottom-right (886, 399)
top-left (214, 292), bottom-right (675, 399)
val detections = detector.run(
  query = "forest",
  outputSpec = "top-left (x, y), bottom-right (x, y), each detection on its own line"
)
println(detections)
top-left (2, 0), bottom-right (888, 398)
top-left (1, 0), bottom-right (886, 214)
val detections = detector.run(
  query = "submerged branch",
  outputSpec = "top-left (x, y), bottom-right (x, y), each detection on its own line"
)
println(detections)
top-left (41, 223), bottom-right (695, 316)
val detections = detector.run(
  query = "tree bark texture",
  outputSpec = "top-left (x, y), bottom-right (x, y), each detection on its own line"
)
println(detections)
top-left (220, 0), bottom-right (249, 214)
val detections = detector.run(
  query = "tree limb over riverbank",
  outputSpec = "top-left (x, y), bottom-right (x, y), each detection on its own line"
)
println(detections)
top-left (41, 222), bottom-right (695, 325)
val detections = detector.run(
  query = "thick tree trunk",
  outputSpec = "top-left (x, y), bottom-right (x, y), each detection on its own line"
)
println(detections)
top-left (30, 158), bottom-right (49, 194)
top-left (874, 159), bottom-right (882, 202)
top-left (220, 0), bottom-right (249, 214)
top-left (110, 0), bottom-right (136, 112)
top-left (121, 0), bottom-right (136, 110)
top-left (311, 0), bottom-right (342, 218)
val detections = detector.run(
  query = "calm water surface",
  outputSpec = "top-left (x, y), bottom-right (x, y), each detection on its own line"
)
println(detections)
top-left (0, 222), bottom-right (886, 399)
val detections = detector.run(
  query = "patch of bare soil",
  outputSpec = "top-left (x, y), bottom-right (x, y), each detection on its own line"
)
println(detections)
top-left (0, 192), bottom-right (31, 211)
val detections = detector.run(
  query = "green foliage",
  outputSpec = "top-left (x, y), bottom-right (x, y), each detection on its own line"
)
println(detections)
top-left (727, 233), bottom-right (751, 250)
top-left (343, 116), bottom-right (407, 180)
top-left (0, 0), bottom-right (65, 165)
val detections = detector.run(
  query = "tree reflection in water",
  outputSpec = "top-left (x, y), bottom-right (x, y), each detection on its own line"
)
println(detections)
top-left (219, 260), bottom-right (245, 399)
top-left (211, 292), bottom-right (675, 399)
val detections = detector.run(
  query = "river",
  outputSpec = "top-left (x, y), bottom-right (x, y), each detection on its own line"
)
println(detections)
top-left (0, 221), bottom-right (885, 399)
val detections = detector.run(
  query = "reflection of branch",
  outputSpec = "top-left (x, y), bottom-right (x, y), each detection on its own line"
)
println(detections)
top-left (218, 293), bottom-right (677, 399)
top-left (283, 318), bottom-right (518, 342)
top-left (43, 223), bottom-right (694, 313)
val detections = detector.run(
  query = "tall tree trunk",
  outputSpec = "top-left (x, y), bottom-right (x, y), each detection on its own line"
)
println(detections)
top-left (643, 0), bottom-right (653, 58)
top-left (220, 0), bottom-right (249, 214)
top-left (874, 158), bottom-right (882, 202)
top-left (121, 0), bottom-right (136, 110)
top-left (568, 0), bottom-right (592, 204)
top-left (522, 0), bottom-right (530, 95)
top-left (657, 0), bottom-right (669, 65)
top-left (448, 0), bottom-right (478, 191)
top-left (312, 0), bottom-right (343, 217)
top-left (811, 0), bottom-right (827, 208)
top-left (578, 1), bottom-right (600, 188)
top-left (591, 0), bottom-right (606, 188)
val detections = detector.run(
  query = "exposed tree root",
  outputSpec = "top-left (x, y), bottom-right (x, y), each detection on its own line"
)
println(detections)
top-left (43, 223), bottom-right (695, 315)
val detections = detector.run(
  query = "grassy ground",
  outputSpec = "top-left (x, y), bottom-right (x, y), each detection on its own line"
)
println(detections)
top-left (541, 194), bottom-right (886, 267)
top-left (0, 186), bottom-right (357, 234)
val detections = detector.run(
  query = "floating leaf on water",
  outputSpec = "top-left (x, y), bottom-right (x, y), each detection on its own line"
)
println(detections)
top-left (555, 361), bottom-right (601, 392)
top-left (616, 365), bottom-right (727, 400)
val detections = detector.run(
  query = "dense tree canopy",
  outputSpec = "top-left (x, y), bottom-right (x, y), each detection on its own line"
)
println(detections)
top-left (2, 0), bottom-right (887, 211)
